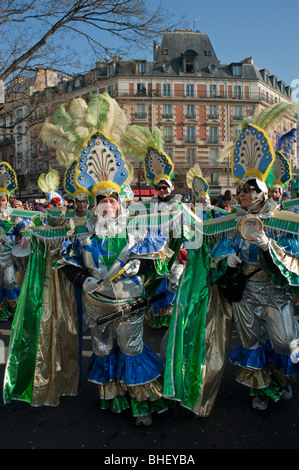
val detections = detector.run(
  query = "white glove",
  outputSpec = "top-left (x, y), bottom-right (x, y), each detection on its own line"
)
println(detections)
top-left (251, 230), bottom-right (269, 251)
top-left (82, 277), bottom-right (99, 293)
top-left (227, 253), bottom-right (242, 268)
top-left (290, 340), bottom-right (299, 364)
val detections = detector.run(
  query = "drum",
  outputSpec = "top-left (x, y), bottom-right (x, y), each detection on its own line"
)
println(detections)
top-left (12, 243), bottom-right (30, 274)
top-left (237, 214), bottom-right (263, 241)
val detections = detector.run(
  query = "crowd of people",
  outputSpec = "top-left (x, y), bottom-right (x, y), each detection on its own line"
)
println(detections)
top-left (1, 96), bottom-right (298, 429)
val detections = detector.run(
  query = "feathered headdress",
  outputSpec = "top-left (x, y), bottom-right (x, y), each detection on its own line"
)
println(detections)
top-left (230, 102), bottom-right (298, 198)
top-left (271, 151), bottom-right (292, 189)
top-left (232, 123), bottom-right (275, 183)
top-left (186, 164), bottom-right (209, 201)
top-left (76, 133), bottom-right (129, 199)
top-left (276, 128), bottom-right (296, 159)
top-left (64, 160), bottom-right (92, 201)
top-left (40, 93), bottom-right (130, 200)
top-left (219, 102), bottom-right (298, 164)
top-left (121, 125), bottom-right (174, 189)
top-left (40, 93), bottom-right (128, 168)
top-left (0, 162), bottom-right (17, 197)
top-left (38, 167), bottom-right (65, 206)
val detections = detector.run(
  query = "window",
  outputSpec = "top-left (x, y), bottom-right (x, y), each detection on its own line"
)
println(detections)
top-left (137, 62), bottom-right (145, 75)
top-left (234, 86), bottom-right (242, 99)
top-left (209, 127), bottom-right (218, 143)
top-left (16, 109), bottom-right (23, 121)
top-left (210, 84), bottom-right (217, 97)
top-left (186, 84), bottom-right (194, 97)
top-left (135, 104), bottom-right (146, 119)
top-left (204, 50), bottom-right (212, 56)
top-left (233, 106), bottom-right (242, 119)
top-left (32, 144), bottom-right (38, 156)
top-left (164, 127), bottom-right (173, 142)
top-left (233, 65), bottom-right (242, 77)
top-left (187, 104), bottom-right (195, 118)
top-left (210, 149), bottom-right (218, 165)
top-left (186, 59), bottom-right (194, 73)
top-left (137, 83), bottom-right (146, 95)
top-left (164, 147), bottom-right (173, 159)
top-left (186, 127), bottom-right (195, 143)
top-left (163, 83), bottom-right (171, 97)
top-left (209, 105), bottom-right (218, 118)
top-left (163, 104), bottom-right (172, 118)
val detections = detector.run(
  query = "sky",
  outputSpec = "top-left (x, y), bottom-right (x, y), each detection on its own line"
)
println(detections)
top-left (67, 0), bottom-right (299, 99)
top-left (78, 0), bottom-right (299, 99)
top-left (147, 0), bottom-right (299, 90)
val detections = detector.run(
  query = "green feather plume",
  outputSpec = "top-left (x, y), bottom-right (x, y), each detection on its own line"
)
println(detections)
top-left (121, 125), bottom-right (165, 161)
top-left (218, 102), bottom-right (298, 163)
top-left (255, 102), bottom-right (298, 133)
top-left (40, 93), bottom-right (128, 168)
top-left (85, 94), bottom-right (110, 130)
top-left (38, 167), bottom-right (60, 193)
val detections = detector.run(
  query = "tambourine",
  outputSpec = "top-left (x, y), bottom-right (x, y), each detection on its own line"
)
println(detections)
top-left (237, 214), bottom-right (263, 241)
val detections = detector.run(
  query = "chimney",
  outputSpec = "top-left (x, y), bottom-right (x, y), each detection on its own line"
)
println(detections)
top-left (242, 57), bottom-right (254, 64)
top-left (153, 41), bottom-right (159, 61)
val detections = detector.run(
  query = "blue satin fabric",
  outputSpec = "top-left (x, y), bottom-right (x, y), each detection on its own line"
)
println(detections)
top-left (88, 344), bottom-right (163, 386)
top-left (15, 217), bottom-right (32, 232)
top-left (129, 234), bottom-right (166, 256)
top-left (151, 278), bottom-right (175, 313)
top-left (230, 343), bottom-right (299, 377)
top-left (0, 286), bottom-right (21, 302)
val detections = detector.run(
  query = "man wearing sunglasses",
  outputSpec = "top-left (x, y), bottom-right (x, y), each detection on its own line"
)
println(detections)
top-left (155, 180), bottom-right (174, 203)
top-left (147, 179), bottom-right (185, 329)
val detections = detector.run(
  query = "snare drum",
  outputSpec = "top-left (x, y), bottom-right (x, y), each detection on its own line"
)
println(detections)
top-left (12, 244), bottom-right (30, 274)
top-left (237, 214), bottom-right (263, 241)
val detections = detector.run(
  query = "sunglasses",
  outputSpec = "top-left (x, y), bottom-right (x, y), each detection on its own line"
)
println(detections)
top-left (157, 186), bottom-right (169, 191)
top-left (236, 184), bottom-right (255, 195)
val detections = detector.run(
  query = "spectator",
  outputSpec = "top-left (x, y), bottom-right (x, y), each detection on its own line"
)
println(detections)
top-left (282, 191), bottom-right (291, 201)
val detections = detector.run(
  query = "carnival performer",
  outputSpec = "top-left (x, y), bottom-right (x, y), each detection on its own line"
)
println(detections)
top-left (120, 125), bottom-right (187, 329)
top-left (163, 102), bottom-right (299, 416)
top-left (0, 162), bottom-right (34, 320)
top-left (186, 164), bottom-right (231, 221)
top-left (64, 160), bottom-right (92, 223)
top-left (4, 93), bottom-right (172, 427)
top-left (209, 124), bottom-right (299, 411)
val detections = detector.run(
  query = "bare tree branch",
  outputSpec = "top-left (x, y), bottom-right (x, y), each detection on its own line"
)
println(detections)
top-left (1, 0), bottom-right (175, 83)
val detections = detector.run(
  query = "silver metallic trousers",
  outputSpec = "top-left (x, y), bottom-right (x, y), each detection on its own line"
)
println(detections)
top-left (232, 280), bottom-right (299, 355)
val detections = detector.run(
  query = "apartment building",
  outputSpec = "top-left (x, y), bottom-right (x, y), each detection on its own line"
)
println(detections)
top-left (0, 30), bottom-right (297, 199)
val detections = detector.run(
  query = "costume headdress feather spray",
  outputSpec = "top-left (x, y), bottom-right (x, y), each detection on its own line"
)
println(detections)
top-left (121, 125), bottom-right (174, 189)
top-left (218, 102), bottom-right (298, 164)
top-left (37, 167), bottom-right (65, 206)
top-left (228, 102), bottom-right (298, 198)
top-left (186, 164), bottom-right (209, 201)
top-left (40, 93), bottom-right (130, 200)
top-left (40, 92), bottom-right (127, 168)
top-left (0, 162), bottom-right (18, 197)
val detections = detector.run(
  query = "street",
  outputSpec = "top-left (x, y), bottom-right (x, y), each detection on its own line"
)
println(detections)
top-left (0, 318), bottom-right (299, 451)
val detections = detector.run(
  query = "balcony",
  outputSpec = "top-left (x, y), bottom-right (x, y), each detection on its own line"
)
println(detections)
top-left (134, 113), bottom-right (147, 120)
top-left (231, 115), bottom-right (243, 121)
top-left (185, 137), bottom-right (196, 144)
top-left (185, 114), bottom-right (196, 120)
top-left (116, 89), bottom-right (280, 103)
top-left (208, 137), bottom-right (219, 144)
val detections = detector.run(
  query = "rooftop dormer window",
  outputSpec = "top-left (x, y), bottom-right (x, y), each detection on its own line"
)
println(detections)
top-left (182, 49), bottom-right (198, 74)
